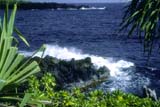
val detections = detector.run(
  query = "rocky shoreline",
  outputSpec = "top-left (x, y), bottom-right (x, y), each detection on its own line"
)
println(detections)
top-left (29, 56), bottom-right (110, 89)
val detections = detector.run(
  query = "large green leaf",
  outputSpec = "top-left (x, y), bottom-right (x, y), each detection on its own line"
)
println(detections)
top-left (0, 3), bottom-right (40, 91)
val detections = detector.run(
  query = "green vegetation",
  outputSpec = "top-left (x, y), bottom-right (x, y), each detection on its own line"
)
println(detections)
top-left (24, 74), bottom-right (160, 107)
top-left (0, 1), bottom-right (160, 107)
top-left (121, 0), bottom-right (160, 56)
top-left (0, 3), bottom-right (40, 90)
top-left (2, 73), bottom-right (159, 107)
top-left (0, 3), bottom-right (40, 107)
top-left (0, 0), bottom-right (29, 4)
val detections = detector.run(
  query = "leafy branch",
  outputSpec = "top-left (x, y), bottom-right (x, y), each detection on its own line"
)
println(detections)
top-left (121, 0), bottom-right (160, 56)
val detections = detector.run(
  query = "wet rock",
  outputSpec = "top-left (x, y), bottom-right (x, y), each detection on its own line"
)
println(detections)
top-left (143, 85), bottom-right (158, 101)
top-left (30, 56), bottom-right (110, 89)
top-left (97, 66), bottom-right (110, 78)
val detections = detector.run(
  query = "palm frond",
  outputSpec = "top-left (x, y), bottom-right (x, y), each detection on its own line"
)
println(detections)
top-left (121, 0), bottom-right (160, 55)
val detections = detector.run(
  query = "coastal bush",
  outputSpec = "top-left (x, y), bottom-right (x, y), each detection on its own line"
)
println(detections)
top-left (26, 73), bottom-right (160, 107)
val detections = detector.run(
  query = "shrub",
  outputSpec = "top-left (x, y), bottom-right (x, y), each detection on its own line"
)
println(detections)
top-left (27, 73), bottom-right (160, 107)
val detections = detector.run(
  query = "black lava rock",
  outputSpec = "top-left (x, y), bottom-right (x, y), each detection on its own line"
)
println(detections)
top-left (30, 55), bottom-right (110, 88)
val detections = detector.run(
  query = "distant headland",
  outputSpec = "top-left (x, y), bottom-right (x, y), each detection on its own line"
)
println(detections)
top-left (0, 2), bottom-right (89, 10)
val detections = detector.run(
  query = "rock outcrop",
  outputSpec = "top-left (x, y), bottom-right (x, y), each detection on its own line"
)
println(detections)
top-left (143, 85), bottom-right (158, 101)
top-left (29, 56), bottom-right (110, 89)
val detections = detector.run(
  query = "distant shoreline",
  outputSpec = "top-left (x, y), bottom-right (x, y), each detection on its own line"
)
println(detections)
top-left (0, 2), bottom-right (89, 10)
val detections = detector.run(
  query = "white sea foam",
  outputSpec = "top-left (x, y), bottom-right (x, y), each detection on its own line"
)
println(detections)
top-left (80, 7), bottom-right (106, 10)
top-left (49, 7), bottom-right (106, 11)
top-left (21, 44), bottom-right (134, 77)
top-left (21, 44), bottom-right (151, 92)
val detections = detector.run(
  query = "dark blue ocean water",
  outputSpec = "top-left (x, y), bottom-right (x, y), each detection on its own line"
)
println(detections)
top-left (13, 3), bottom-right (160, 96)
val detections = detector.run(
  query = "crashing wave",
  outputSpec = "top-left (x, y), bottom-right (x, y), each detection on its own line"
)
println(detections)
top-left (21, 44), bottom-right (134, 77)
top-left (21, 44), bottom-right (152, 93)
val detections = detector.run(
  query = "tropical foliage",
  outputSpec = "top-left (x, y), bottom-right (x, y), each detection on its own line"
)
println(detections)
top-left (121, 0), bottom-right (160, 55)
top-left (0, 0), bottom-right (28, 4)
top-left (0, 3), bottom-right (41, 107)
top-left (22, 73), bottom-right (160, 107)
top-left (0, 0), bottom-right (160, 107)
top-left (0, 3), bottom-right (40, 91)
top-left (2, 72), bottom-right (160, 107)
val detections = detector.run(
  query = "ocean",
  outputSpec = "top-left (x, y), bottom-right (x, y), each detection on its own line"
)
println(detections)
top-left (14, 3), bottom-right (160, 96)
